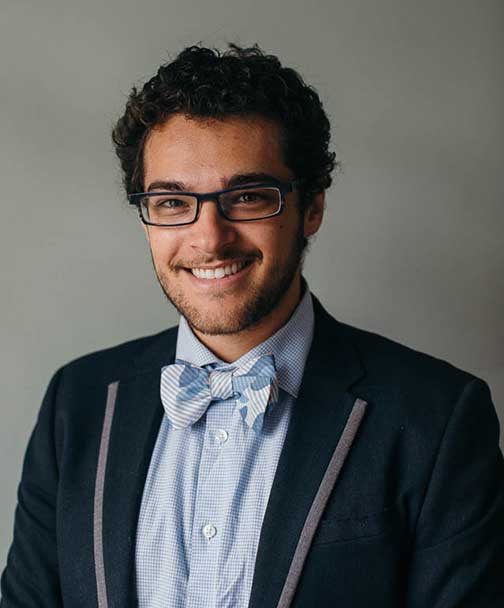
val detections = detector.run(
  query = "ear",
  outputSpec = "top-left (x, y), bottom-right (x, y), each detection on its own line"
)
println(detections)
top-left (303, 191), bottom-right (325, 238)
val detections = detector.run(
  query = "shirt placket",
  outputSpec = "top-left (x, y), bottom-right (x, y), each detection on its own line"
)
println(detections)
top-left (185, 394), bottom-right (236, 607)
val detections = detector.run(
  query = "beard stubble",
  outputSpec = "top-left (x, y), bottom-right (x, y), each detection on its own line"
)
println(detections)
top-left (151, 220), bottom-right (306, 336)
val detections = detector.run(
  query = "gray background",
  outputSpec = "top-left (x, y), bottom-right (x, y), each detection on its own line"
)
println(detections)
top-left (1, 0), bottom-right (502, 570)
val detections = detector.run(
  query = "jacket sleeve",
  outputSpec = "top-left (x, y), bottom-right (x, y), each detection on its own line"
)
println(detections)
top-left (1, 368), bottom-right (64, 607)
top-left (406, 378), bottom-right (504, 607)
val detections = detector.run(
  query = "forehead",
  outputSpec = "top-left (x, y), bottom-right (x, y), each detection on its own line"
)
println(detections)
top-left (143, 114), bottom-right (290, 187)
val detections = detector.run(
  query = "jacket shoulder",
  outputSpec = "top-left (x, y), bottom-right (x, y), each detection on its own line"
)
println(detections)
top-left (312, 294), bottom-right (481, 400)
top-left (336, 317), bottom-right (481, 394)
top-left (328, 316), bottom-right (495, 452)
top-left (338, 321), bottom-right (475, 380)
top-left (59, 325), bottom-right (178, 386)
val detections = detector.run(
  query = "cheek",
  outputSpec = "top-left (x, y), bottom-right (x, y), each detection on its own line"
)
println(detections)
top-left (258, 226), bottom-right (290, 262)
top-left (148, 231), bottom-right (179, 264)
top-left (271, 215), bottom-right (300, 245)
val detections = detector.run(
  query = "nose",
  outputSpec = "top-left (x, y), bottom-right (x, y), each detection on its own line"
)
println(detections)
top-left (189, 198), bottom-right (237, 254)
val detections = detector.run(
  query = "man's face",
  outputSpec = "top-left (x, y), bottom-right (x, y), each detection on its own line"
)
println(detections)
top-left (142, 113), bottom-right (324, 336)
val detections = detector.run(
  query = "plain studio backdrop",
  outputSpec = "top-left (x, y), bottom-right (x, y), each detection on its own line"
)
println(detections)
top-left (1, 0), bottom-right (502, 570)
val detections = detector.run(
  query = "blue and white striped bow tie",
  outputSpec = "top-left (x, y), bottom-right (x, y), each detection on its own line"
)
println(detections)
top-left (160, 353), bottom-right (279, 432)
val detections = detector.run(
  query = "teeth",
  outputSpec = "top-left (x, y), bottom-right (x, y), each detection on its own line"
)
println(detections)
top-left (191, 261), bottom-right (248, 279)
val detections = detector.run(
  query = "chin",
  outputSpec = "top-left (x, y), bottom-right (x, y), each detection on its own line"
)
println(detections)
top-left (161, 281), bottom-right (281, 336)
top-left (189, 319), bottom-right (249, 336)
top-left (177, 302), bottom-right (267, 336)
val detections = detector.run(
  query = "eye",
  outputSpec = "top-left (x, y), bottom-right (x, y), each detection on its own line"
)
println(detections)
top-left (228, 189), bottom-right (272, 205)
top-left (154, 198), bottom-right (188, 208)
top-left (220, 188), bottom-right (279, 216)
top-left (236, 192), bottom-right (261, 203)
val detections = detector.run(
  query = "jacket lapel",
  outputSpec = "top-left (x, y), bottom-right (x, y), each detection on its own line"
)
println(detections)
top-left (249, 298), bottom-right (367, 608)
top-left (98, 328), bottom-right (177, 607)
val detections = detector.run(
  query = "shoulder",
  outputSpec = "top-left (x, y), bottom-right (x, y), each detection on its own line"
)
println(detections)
top-left (338, 319), bottom-right (478, 391)
top-left (314, 307), bottom-right (501, 476)
top-left (311, 296), bottom-right (490, 432)
top-left (331, 317), bottom-right (495, 442)
top-left (57, 324), bottom-right (178, 388)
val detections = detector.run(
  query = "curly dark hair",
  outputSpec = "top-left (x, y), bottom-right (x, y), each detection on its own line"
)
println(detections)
top-left (112, 44), bottom-right (337, 209)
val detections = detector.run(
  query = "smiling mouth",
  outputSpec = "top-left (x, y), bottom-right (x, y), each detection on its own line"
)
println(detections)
top-left (185, 259), bottom-right (253, 280)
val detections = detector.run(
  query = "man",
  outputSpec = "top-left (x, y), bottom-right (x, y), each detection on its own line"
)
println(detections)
top-left (1, 44), bottom-right (503, 607)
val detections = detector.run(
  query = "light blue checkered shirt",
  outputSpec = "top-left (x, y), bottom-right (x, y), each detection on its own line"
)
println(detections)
top-left (136, 286), bottom-right (314, 608)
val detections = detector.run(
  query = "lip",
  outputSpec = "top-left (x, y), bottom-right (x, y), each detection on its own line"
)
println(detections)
top-left (184, 259), bottom-right (254, 289)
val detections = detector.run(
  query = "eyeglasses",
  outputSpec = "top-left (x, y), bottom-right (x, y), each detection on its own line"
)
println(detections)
top-left (128, 180), bottom-right (301, 226)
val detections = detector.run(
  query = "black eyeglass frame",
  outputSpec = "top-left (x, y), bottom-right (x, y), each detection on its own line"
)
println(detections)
top-left (127, 179), bottom-right (302, 227)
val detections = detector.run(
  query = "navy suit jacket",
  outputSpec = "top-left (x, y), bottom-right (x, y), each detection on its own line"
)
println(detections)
top-left (2, 295), bottom-right (504, 607)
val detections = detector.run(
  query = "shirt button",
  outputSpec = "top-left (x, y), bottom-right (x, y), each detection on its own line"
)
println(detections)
top-left (202, 523), bottom-right (217, 540)
top-left (215, 429), bottom-right (228, 444)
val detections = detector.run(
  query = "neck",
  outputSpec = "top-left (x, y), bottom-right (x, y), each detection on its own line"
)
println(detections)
top-left (192, 273), bottom-right (303, 362)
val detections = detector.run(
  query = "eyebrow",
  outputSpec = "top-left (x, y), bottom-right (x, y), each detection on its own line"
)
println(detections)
top-left (146, 172), bottom-right (283, 192)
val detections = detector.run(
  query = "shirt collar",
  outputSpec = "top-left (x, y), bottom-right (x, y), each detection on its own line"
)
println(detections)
top-left (175, 280), bottom-right (314, 398)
